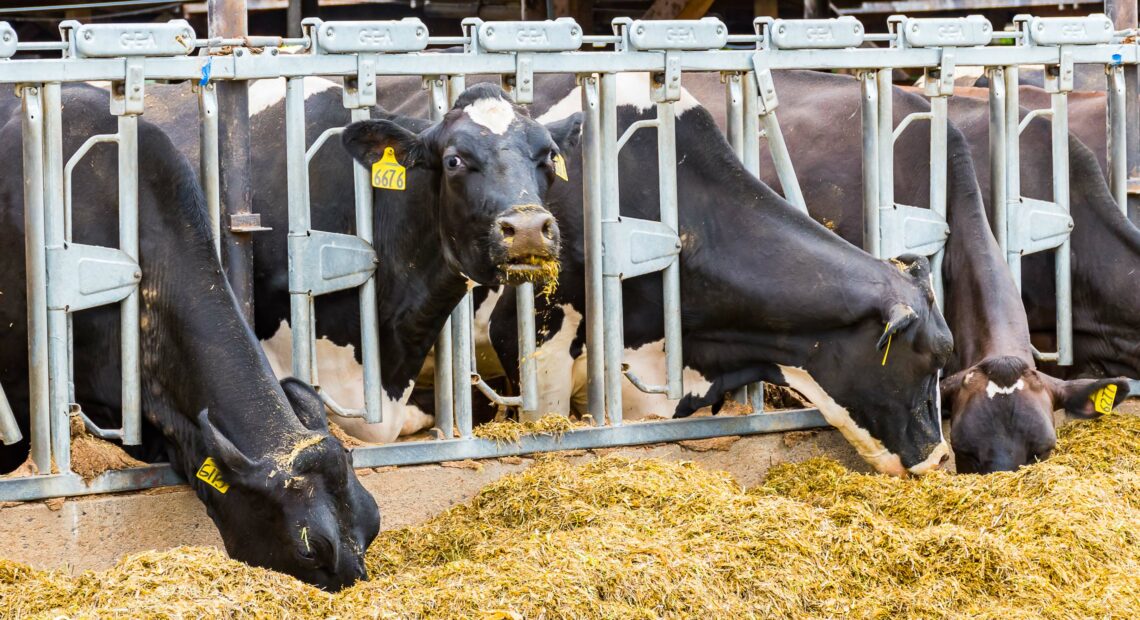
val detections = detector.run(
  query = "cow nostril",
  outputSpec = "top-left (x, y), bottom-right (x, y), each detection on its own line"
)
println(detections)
top-left (940, 453), bottom-right (951, 465)
top-left (542, 218), bottom-right (554, 240)
top-left (499, 221), bottom-right (516, 238)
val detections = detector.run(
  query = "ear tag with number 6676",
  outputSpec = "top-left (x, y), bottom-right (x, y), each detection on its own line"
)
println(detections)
top-left (371, 147), bottom-right (406, 191)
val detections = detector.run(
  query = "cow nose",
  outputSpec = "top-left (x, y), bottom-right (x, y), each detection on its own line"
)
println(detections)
top-left (496, 207), bottom-right (558, 259)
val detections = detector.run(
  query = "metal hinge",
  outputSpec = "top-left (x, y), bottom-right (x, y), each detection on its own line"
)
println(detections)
top-left (879, 204), bottom-right (950, 259)
top-left (1007, 197), bottom-right (1073, 256)
top-left (288, 230), bottom-right (378, 297)
top-left (228, 213), bottom-right (271, 233)
top-left (47, 243), bottom-right (140, 312)
top-left (602, 217), bottom-right (681, 280)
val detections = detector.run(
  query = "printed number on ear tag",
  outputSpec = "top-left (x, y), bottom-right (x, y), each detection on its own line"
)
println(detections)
top-left (196, 457), bottom-right (230, 494)
top-left (1091, 384), bottom-right (1118, 415)
top-left (371, 147), bottom-right (406, 191)
top-left (552, 153), bottom-right (569, 182)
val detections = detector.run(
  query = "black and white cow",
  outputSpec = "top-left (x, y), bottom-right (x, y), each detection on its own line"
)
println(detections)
top-left (0, 85), bottom-right (378, 590)
top-left (485, 72), bottom-right (955, 477)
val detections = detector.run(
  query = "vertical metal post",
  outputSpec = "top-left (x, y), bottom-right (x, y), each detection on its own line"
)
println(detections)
top-left (43, 83), bottom-right (70, 474)
top-left (1004, 66), bottom-right (1021, 283)
top-left (350, 106), bottom-right (383, 424)
top-left (599, 73), bottom-right (624, 426)
top-left (445, 74), bottom-right (474, 437)
top-left (516, 282), bottom-right (539, 414)
top-left (208, 0), bottom-right (255, 321)
top-left (117, 114), bottom-right (141, 446)
top-left (285, 77), bottom-right (315, 385)
top-left (987, 67), bottom-right (1008, 253)
top-left (1106, 0), bottom-right (1140, 222)
top-left (657, 101), bottom-right (683, 400)
top-left (928, 95), bottom-right (948, 305)
top-left (741, 71), bottom-right (761, 177)
top-left (875, 68), bottom-right (894, 260)
top-left (725, 73), bottom-right (745, 159)
top-left (1107, 65), bottom-right (1128, 214)
top-left (427, 77), bottom-right (453, 437)
top-left (860, 71), bottom-right (880, 257)
top-left (18, 85), bottom-right (47, 457)
top-left (198, 83), bottom-right (222, 258)
top-left (581, 75), bottom-right (606, 425)
top-left (1051, 91), bottom-right (1074, 366)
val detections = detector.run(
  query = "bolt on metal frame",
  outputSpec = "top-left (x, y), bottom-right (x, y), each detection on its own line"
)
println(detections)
top-left (0, 13), bottom-right (1136, 501)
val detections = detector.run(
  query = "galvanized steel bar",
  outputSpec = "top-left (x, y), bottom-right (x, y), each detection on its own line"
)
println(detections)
top-left (516, 282), bottom-right (539, 415)
top-left (724, 73), bottom-right (745, 159)
top-left (426, 76), bottom-right (453, 437)
top-left (928, 95), bottom-right (948, 305)
top-left (197, 83), bottom-right (222, 258)
top-left (657, 101), bottom-right (683, 400)
top-left (1107, 64), bottom-right (1128, 214)
top-left (860, 71), bottom-right (880, 257)
top-left (988, 67), bottom-right (1008, 254)
top-left (0, 382), bottom-right (19, 446)
top-left (1051, 91), bottom-right (1073, 366)
top-left (1004, 66), bottom-right (1021, 282)
top-left (600, 72), bottom-right (624, 426)
top-left (117, 113), bottom-right (142, 446)
top-left (581, 75), bottom-right (606, 425)
top-left (284, 77), bottom-right (315, 385)
top-left (760, 111), bottom-right (806, 212)
top-left (741, 71), bottom-right (761, 177)
top-left (876, 68), bottom-right (894, 260)
top-left (21, 85), bottom-right (48, 465)
top-left (43, 82), bottom-right (70, 474)
top-left (350, 105), bottom-right (383, 424)
top-left (451, 293), bottom-right (474, 438)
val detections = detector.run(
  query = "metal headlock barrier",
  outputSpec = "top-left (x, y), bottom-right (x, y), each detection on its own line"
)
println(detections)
top-left (0, 12), bottom-right (1135, 501)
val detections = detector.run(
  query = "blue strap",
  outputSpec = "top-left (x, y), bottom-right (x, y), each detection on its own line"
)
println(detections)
top-left (199, 56), bottom-right (213, 87)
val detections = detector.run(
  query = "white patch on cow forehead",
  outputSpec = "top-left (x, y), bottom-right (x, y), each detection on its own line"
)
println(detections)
top-left (464, 97), bottom-right (517, 135)
top-left (534, 73), bottom-right (701, 125)
top-left (247, 76), bottom-right (339, 117)
top-left (986, 378), bottom-right (1025, 399)
top-left (261, 320), bottom-right (433, 444)
top-left (778, 364), bottom-right (907, 477)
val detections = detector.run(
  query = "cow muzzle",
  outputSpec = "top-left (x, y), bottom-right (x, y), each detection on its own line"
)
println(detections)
top-left (494, 204), bottom-right (561, 285)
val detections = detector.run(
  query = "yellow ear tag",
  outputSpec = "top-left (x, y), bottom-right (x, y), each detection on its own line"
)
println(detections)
top-left (1091, 384), bottom-right (1118, 415)
top-left (196, 457), bottom-right (230, 494)
top-left (371, 147), bottom-right (406, 191)
top-left (881, 332), bottom-right (892, 366)
top-left (552, 153), bottom-right (569, 182)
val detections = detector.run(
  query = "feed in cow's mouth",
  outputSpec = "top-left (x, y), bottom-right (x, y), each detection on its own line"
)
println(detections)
top-left (499, 255), bottom-right (560, 295)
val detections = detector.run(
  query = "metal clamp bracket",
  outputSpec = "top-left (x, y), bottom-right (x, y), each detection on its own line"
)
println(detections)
top-left (288, 230), bottom-right (378, 297)
top-left (1008, 197), bottom-right (1074, 256)
top-left (625, 18), bottom-right (727, 51)
top-left (895, 15), bottom-right (992, 49)
top-left (343, 53), bottom-right (378, 108)
top-left (750, 53), bottom-right (779, 114)
top-left (1043, 48), bottom-right (1076, 93)
top-left (46, 243), bottom-right (141, 312)
top-left (0, 22), bottom-right (16, 59)
top-left (63, 19), bottom-right (195, 58)
top-left (879, 204), bottom-right (950, 259)
top-left (759, 16), bottom-right (864, 50)
top-left (652, 50), bottom-right (682, 102)
top-left (110, 56), bottom-right (145, 115)
top-left (1025, 14), bottom-right (1113, 46)
top-left (602, 217), bottom-right (681, 280)
top-left (476, 19), bottom-right (582, 52)
top-left (309, 18), bottom-right (429, 54)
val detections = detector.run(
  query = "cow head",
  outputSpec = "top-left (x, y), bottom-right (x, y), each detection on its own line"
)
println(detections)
top-left (941, 357), bottom-right (1130, 473)
top-left (343, 84), bottom-right (583, 287)
top-left (194, 379), bottom-right (380, 591)
top-left (793, 255), bottom-right (954, 477)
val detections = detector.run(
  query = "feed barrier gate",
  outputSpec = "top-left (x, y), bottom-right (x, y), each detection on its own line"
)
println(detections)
top-left (0, 13), bottom-right (1133, 500)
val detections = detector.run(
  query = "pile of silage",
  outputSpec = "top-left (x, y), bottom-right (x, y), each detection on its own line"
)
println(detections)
top-left (3, 415), bottom-right (1139, 619)
top-left (472, 414), bottom-right (581, 443)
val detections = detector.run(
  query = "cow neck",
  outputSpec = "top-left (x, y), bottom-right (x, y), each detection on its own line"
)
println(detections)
top-left (371, 182), bottom-right (469, 397)
top-left (941, 129), bottom-right (1035, 371)
top-left (1067, 142), bottom-right (1140, 377)
top-left (140, 148), bottom-right (304, 462)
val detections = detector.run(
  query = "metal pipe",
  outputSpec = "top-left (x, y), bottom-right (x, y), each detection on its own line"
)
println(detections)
top-left (860, 71), bottom-right (880, 257)
top-left (284, 77), bottom-right (314, 385)
top-left (516, 282), bottom-right (539, 416)
top-left (1107, 64), bottom-right (1128, 214)
top-left (891, 111), bottom-right (933, 142)
top-left (657, 101), bottom-right (683, 400)
top-left (427, 76), bottom-right (453, 437)
top-left (616, 118), bottom-right (658, 152)
top-left (0, 377), bottom-right (19, 446)
top-left (197, 84), bottom-right (222, 258)
top-left (759, 111), bottom-right (806, 212)
top-left (741, 71), bottom-right (761, 178)
top-left (209, 0), bottom-right (255, 322)
top-left (473, 374), bottom-right (523, 408)
top-left (1004, 66), bottom-right (1021, 280)
top-left (1051, 91), bottom-right (1073, 366)
top-left (600, 72), bottom-right (624, 426)
top-left (876, 68), bottom-right (893, 259)
top-left (305, 126), bottom-right (345, 164)
top-left (21, 86), bottom-right (48, 463)
top-left (64, 134), bottom-right (118, 237)
top-left (725, 73), bottom-right (744, 159)
top-left (43, 82), bottom-right (70, 474)
top-left (350, 106), bottom-right (383, 424)
top-left (581, 75), bottom-right (606, 426)
top-left (117, 113), bottom-right (141, 446)
top-left (987, 67), bottom-right (1008, 253)
top-left (1017, 107), bottom-right (1053, 134)
top-left (451, 293), bottom-right (473, 438)
top-left (928, 95), bottom-right (948, 305)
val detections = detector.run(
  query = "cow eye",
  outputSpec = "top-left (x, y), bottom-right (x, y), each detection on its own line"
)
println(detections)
top-left (445, 155), bottom-right (464, 170)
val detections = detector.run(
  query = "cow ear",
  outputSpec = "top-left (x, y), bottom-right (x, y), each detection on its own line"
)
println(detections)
top-left (545, 112), bottom-right (584, 152)
top-left (280, 377), bottom-right (329, 432)
top-left (1044, 376), bottom-right (1131, 418)
top-left (877, 303), bottom-right (918, 350)
top-left (342, 119), bottom-right (431, 169)
top-left (197, 409), bottom-right (265, 477)
top-left (940, 369), bottom-right (967, 408)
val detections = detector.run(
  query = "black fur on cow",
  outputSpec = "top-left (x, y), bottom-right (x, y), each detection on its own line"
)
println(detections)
top-left (0, 85), bottom-right (379, 591)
